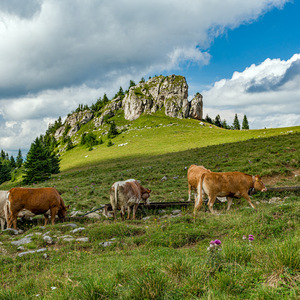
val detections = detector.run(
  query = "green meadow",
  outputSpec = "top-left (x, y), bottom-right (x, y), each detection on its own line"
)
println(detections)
top-left (0, 114), bottom-right (299, 299)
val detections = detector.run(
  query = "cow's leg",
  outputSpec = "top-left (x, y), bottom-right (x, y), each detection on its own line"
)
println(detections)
top-left (188, 184), bottom-right (191, 201)
top-left (207, 194), bottom-right (217, 214)
top-left (120, 207), bottom-right (125, 221)
top-left (50, 207), bottom-right (59, 225)
top-left (0, 218), bottom-right (4, 230)
top-left (44, 213), bottom-right (49, 226)
top-left (242, 194), bottom-right (256, 210)
top-left (9, 213), bottom-right (18, 230)
top-left (132, 204), bottom-right (138, 220)
top-left (127, 206), bottom-right (131, 220)
top-left (226, 197), bottom-right (233, 211)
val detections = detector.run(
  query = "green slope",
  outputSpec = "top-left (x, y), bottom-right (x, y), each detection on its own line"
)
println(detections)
top-left (59, 112), bottom-right (300, 171)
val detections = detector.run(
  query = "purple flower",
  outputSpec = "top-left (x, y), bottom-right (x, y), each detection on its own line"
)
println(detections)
top-left (242, 235), bottom-right (246, 240)
top-left (248, 237), bottom-right (254, 241)
top-left (248, 234), bottom-right (254, 238)
top-left (214, 240), bottom-right (221, 245)
top-left (210, 240), bottom-right (216, 245)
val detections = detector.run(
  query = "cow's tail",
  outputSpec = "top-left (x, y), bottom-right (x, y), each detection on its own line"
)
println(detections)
top-left (4, 192), bottom-right (11, 228)
top-left (194, 174), bottom-right (205, 213)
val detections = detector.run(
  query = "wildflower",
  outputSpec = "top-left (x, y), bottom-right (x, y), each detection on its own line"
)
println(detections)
top-left (214, 240), bottom-right (221, 245)
top-left (242, 235), bottom-right (246, 240)
top-left (248, 236), bottom-right (254, 241)
top-left (51, 287), bottom-right (57, 290)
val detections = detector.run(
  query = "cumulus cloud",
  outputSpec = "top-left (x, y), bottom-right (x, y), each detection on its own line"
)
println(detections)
top-left (0, 0), bottom-right (290, 152)
top-left (203, 54), bottom-right (300, 128)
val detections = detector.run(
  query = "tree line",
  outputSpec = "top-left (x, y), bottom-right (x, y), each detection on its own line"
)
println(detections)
top-left (0, 149), bottom-right (23, 185)
top-left (204, 113), bottom-right (249, 130)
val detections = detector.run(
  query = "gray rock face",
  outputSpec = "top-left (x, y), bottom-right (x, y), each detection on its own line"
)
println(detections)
top-left (122, 75), bottom-right (203, 121)
top-left (54, 110), bottom-right (93, 139)
top-left (189, 93), bottom-right (203, 120)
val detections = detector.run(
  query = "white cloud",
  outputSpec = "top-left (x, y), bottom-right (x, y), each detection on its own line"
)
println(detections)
top-left (0, 0), bottom-right (290, 152)
top-left (203, 54), bottom-right (300, 128)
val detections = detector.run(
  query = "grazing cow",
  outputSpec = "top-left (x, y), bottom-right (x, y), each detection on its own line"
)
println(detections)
top-left (7, 187), bottom-right (69, 229)
top-left (195, 172), bottom-right (267, 214)
top-left (110, 179), bottom-right (151, 220)
top-left (187, 164), bottom-right (211, 201)
top-left (0, 191), bottom-right (9, 230)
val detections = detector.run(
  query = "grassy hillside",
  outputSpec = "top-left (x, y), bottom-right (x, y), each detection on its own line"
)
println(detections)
top-left (58, 112), bottom-right (300, 171)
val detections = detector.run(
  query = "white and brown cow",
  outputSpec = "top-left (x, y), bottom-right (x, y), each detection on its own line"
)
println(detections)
top-left (110, 179), bottom-right (151, 220)
top-left (195, 171), bottom-right (267, 214)
top-left (0, 191), bottom-right (9, 230)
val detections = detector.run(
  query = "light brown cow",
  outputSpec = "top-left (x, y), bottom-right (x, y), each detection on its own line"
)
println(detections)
top-left (0, 191), bottom-right (9, 230)
top-left (195, 172), bottom-right (267, 214)
top-left (8, 187), bottom-right (69, 229)
top-left (110, 179), bottom-right (151, 220)
top-left (187, 164), bottom-right (211, 202)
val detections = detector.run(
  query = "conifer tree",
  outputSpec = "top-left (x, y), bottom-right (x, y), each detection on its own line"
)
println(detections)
top-left (214, 115), bottom-right (222, 127)
top-left (233, 114), bottom-right (241, 130)
top-left (242, 115), bottom-right (250, 129)
top-left (23, 136), bottom-right (60, 184)
top-left (16, 149), bottom-right (23, 168)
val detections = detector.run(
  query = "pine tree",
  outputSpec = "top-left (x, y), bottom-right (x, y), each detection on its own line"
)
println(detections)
top-left (107, 121), bottom-right (119, 139)
top-left (0, 160), bottom-right (11, 184)
top-left (23, 136), bottom-right (60, 184)
top-left (242, 115), bottom-right (250, 129)
top-left (214, 115), bottom-right (222, 127)
top-left (233, 114), bottom-right (241, 130)
top-left (10, 155), bottom-right (16, 169)
top-left (16, 149), bottom-right (23, 168)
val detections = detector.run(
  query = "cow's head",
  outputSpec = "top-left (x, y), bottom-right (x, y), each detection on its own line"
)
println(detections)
top-left (253, 175), bottom-right (267, 192)
top-left (58, 205), bottom-right (70, 220)
top-left (142, 189), bottom-right (151, 205)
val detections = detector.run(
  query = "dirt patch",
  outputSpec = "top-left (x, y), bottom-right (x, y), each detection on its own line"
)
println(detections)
top-left (263, 169), bottom-right (300, 187)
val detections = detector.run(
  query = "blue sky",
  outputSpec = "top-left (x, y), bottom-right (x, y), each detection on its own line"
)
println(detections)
top-left (187, 0), bottom-right (300, 85)
top-left (0, 0), bottom-right (299, 155)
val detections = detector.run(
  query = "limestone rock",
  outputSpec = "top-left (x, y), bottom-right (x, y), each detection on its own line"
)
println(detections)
top-left (122, 75), bottom-right (203, 121)
top-left (189, 93), bottom-right (203, 120)
top-left (54, 110), bottom-right (94, 139)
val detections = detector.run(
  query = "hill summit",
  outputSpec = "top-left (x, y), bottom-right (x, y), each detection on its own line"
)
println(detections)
top-left (123, 75), bottom-right (203, 121)
top-left (53, 75), bottom-right (203, 147)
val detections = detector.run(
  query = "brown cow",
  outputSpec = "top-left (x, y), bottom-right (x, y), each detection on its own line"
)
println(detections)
top-left (187, 164), bottom-right (211, 202)
top-left (7, 187), bottom-right (69, 229)
top-left (110, 179), bottom-right (151, 220)
top-left (195, 172), bottom-right (267, 214)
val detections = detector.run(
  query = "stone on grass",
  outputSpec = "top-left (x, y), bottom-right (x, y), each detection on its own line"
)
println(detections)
top-left (72, 227), bottom-right (85, 233)
top-left (76, 237), bottom-right (89, 242)
top-left (18, 248), bottom-right (47, 257)
top-left (100, 241), bottom-right (114, 247)
top-left (11, 237), bottom-right (32, 246)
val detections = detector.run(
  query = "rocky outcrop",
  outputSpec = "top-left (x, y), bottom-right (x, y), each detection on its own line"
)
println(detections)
top-left (189, 93), bottom-right (203, 120)
top-left (94, 97), bottom-right (122, 127)
top-left (122, 75), bottom-right (202, 121)
top-left (53, 75), bottom-right (203, 141)
top-left (54, 110), bottom-right (93, 139)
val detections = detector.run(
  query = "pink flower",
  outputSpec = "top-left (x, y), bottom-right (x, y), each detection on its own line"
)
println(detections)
top-left (210, 240), bottom-right (216, 245)
top-left (248, 237), bottom-right (254, 241)
top-left (242, 235), bottom-right (246, 240)
top-left (214, 240), bottom-right (221, 245)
